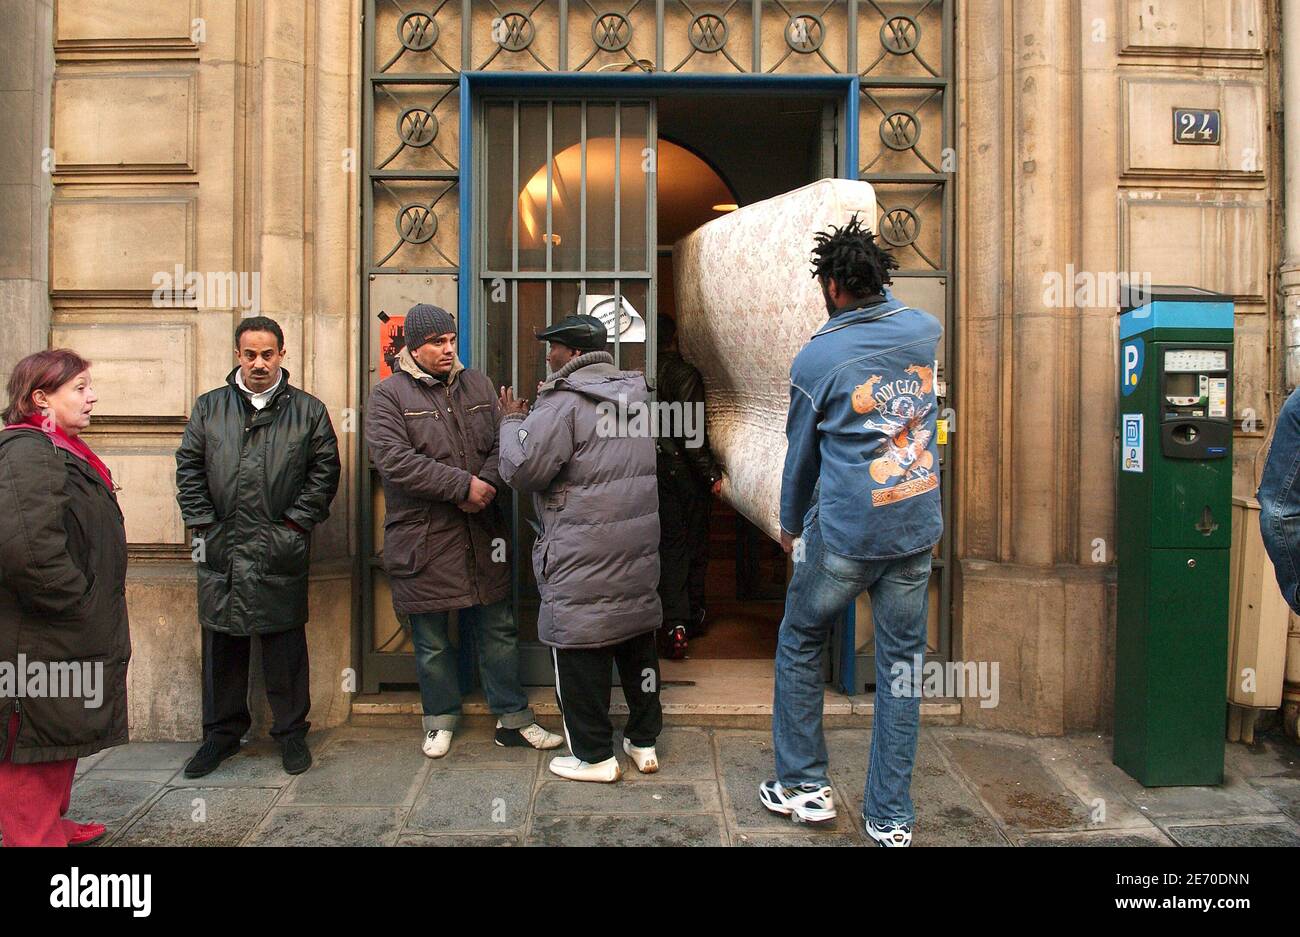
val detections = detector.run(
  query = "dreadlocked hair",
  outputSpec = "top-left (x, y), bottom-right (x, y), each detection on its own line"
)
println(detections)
top-left (809, 212), bottom-right (899, 298)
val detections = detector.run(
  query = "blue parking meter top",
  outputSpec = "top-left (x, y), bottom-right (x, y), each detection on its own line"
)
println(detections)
top-left (1119, 285), bottom-right (1233, 339)
top-left (1118, 284), bottom-right (1227, 312)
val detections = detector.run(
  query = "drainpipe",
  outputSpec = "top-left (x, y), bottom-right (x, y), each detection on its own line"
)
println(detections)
top-left (1283, 0), bottom-right (1300, 389)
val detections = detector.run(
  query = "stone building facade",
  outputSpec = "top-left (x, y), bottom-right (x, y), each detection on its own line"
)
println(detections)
top-left (0, 0), bottom-right (1282, 737)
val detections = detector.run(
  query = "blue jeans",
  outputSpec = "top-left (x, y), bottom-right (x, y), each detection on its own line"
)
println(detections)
top-left (408, 598), bottom-right (534, 732)
top-left (772, 517), bottom-right (933, 826)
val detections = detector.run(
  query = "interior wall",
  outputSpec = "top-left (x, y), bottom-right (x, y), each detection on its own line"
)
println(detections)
top-left (657, 94), bottom-right (823, 208)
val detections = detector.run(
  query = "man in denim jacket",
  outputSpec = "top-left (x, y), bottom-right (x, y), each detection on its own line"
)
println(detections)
top-left (1258, 388), bottom-right (1300, 613)
top-left (760, 215), bottom-right (943, 847)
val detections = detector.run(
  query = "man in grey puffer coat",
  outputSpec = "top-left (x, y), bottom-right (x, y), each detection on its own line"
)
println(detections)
top-left (498, 314), bottom-right (663, 783)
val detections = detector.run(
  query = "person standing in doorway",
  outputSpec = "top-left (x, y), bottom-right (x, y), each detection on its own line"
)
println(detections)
top-left (176, 316), bottom-right (341, 778)
top-left (762, 215), bottom-right (942, 847)
top-left (364, 303), bottom-right (562, 759)
top-left (499, 314), bottom-right (664, 783)
top-left (654, 313), bottom-right (723, 660)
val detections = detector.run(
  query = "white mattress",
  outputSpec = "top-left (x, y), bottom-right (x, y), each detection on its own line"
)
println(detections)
top-left (672, 178), bottom-right (878, 541)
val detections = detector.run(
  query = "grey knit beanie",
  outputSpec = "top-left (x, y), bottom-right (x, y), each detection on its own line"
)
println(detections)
top-left (405, 303), bottom-right (456, 352)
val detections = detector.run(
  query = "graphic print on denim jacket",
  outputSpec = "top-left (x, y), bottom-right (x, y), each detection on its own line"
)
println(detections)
top-left (781, 294), bottom-right (943, 559)
top-left (852, 364), bottom-right (937, 506)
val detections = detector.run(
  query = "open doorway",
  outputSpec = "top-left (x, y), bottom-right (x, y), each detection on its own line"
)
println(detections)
top-left (653, 93), bottom-right (831, 673)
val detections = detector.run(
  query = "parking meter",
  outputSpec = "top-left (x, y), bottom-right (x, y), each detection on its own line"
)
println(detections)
top-left (1113, 285), bottom-right (1232, 786)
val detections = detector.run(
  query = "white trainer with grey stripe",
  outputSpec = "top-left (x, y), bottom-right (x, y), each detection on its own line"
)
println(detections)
top-left (758, 780), bottom-right (837, 823)
top-left (504, 722), bottom-right (566, 748)
top-left (865, 819), bottom-right (913, 847)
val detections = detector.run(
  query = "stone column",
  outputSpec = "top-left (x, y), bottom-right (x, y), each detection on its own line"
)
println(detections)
top-left (0, 0), bottom-right (54, 378)
top-left (956, 1), bottom-right (1112, 735)
top-left (304, 0), bottom-right (362, 730)
top-left (1282, 0), bottom-right (1300, 391)
top-left (242, 0), bottom-right (359, 733)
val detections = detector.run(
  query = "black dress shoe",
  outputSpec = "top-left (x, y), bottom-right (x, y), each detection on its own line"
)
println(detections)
top-left (281, 736), bottom-right (312, 775)
top-left (183, 736), bottom-right (240, 779)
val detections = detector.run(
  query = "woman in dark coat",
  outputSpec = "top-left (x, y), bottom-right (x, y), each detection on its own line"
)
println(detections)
top-left (0, 349), bottom-right (130, 846)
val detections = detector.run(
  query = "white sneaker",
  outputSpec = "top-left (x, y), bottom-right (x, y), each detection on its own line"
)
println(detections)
top-left (865, 819), bottom-right (913, 847)
top-left (421, 729), bottom-right (453, 759)
top-left (496, 721), bottom-right (564, 750)
top-left (622, 737), bottom-right (660, 773)
top-left (548, 754), bottom-right (622, 783)
top-left (758, 780), bottom-right (838, 823)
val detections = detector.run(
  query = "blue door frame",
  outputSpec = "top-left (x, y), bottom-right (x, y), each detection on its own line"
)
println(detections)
top-left (456, 70), bottom-right (863, 695)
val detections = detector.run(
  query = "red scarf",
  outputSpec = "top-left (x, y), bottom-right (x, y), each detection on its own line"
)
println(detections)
top-left (4, 414), bottom-right (115, 492)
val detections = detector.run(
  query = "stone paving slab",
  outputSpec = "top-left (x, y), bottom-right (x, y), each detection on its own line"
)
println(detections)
top-left (84, 767), bottom-right (180, 784)
top-left (279, 737), bottom-right (430, 807)
top-left (615, 727), bottom-right (717, 782)
top-left (1247, 776), bottom-right (1300, 823)
top-left (405, 766), bottom-right (535, 833)
top-left (909, 738), bottom-right (1010, 846)
top-left (527, 814), bottom-right (725, 847)
top-left (116, 787), bottom-right (278, 847)
top-left (816, 729), bottom-right (1009, 845)
top-left (713, 730), bottom-right (861, 838)
top-left (70, 777), bottom-right (164, 839)
top-left (732, 831), bottom-right (863, 846)
top-left (95, 741), bottom-right (195, 770)
top-left (1164, 821), bottom-right (1300, 847)
top-left (1030, 734), bottom-right (1170, 833)
top-left (398, 832), bottom-right (520, 847)
top-left (1122, 773), bottom-right (1280, 821)
top-left (533, 779), bottom-right (721, 815)
top-left (246, 806), bottom-right (408, 846)
top-left (1223, 735), bottom-right (1300, 780)
top-left (936, 732), bottom-right (1094, 832)
top-left (1018, 829), bottom-right (1175, 847)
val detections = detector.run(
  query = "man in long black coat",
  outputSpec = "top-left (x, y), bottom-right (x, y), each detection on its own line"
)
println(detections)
top-left (175, 316), bottom-right (340, 777)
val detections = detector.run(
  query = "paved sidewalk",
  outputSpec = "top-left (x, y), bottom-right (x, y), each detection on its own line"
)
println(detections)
top-left (50, 723), bottom-right (1300, 846)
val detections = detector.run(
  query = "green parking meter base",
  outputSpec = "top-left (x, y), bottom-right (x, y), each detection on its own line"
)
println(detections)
top-left (1113, 750), bottom-right (1226, 788)
top-left (1115, 288), bottom-right (1233, 789)
top-left (1114, 546), bottom-right (1230, 787)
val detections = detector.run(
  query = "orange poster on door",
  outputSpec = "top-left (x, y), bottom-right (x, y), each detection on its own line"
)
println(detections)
top-left (379, 316), bottom-right (405, 380)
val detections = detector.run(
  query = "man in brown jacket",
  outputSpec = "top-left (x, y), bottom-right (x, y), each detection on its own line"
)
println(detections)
top-left (364, 303), bottom-right (562, 758)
